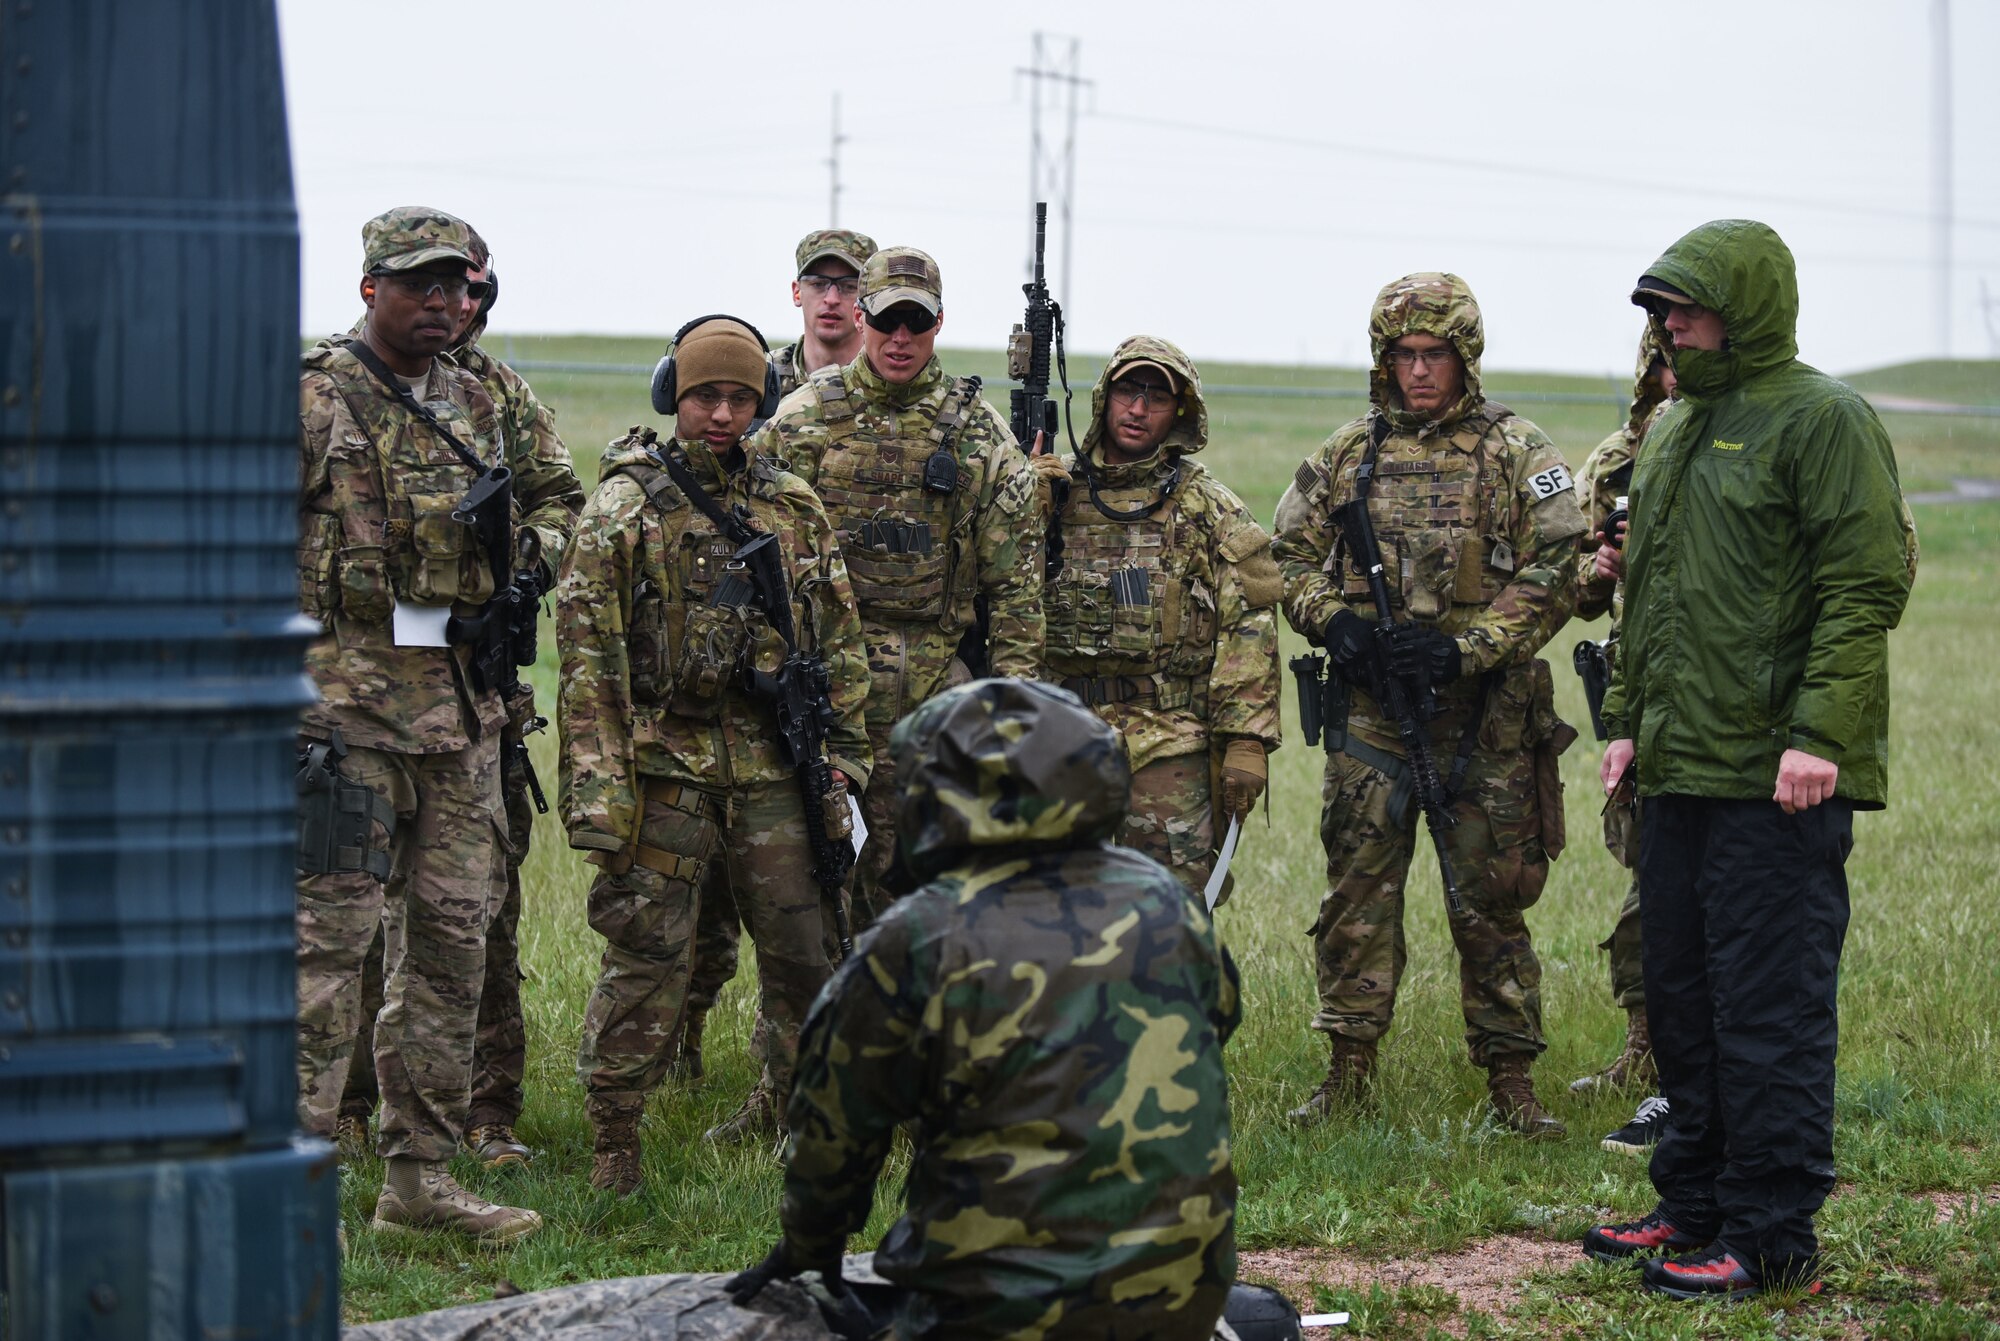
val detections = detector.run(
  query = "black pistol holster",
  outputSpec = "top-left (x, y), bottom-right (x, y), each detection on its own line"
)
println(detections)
top-left (296, 729), bottom-right (395, 880)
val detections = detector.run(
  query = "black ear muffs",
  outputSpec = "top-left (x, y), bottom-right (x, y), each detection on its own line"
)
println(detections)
top-left (651, 313), bottom-right (782, 419)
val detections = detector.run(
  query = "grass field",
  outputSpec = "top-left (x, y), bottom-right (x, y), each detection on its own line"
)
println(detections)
top-left (340, 339), bottom-right (2000, 1338)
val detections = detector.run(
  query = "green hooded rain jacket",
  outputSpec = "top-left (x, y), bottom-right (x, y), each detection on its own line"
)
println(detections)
top-left (1601, 219), bottom-right (1913, 805)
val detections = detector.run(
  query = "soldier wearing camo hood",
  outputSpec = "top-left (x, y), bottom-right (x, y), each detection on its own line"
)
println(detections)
top-left (1568, 327), bottom-right (1676, 1103)
top-left (727, 678), bottom-right (1239, 1341)
top-left (1271, 272), bottom-right (1585, 1137)
top-left (557, 316), bottom-right (873, 1183)
top-left (294, 206), bottom-right (543, 1243)
top-left (749, 247), bottom-right (1044, 933)
top-left (333, 224), bottom-right (585, 1171)
top-left (1030, 336), bottom-right (1282, 898)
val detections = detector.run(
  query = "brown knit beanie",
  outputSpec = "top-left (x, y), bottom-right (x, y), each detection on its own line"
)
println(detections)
top-left (673, 318), bottom-right (767, 400)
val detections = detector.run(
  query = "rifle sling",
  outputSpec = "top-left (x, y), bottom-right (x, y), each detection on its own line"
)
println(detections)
top-left (339, 337), bottom-right (490, 475)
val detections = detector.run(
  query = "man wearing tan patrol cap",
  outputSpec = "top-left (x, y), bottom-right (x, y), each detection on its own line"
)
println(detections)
top-left (751, 247), bottom-right (1044, 933)
top-left (559, 316), bottom-right (872, 1166)
top-left (294, 205), bottom-right (541, 1244)
top-left (769, 228), bottom-right (878, 399)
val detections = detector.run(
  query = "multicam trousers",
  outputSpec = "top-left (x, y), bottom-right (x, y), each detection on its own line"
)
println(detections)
top-left (576, 777), bottom-right (831, 1107)
top-left (1116, 750), bottom-right (1217, 898)
top-left (1600, 791), bottom-right (1645, 1011)
top-left (341, 690), bottom-right (538, 1130)
top-left (1311, 739), bottom-right (1549, 1065)
top-left (295, 733), bottom-right (503, 1161)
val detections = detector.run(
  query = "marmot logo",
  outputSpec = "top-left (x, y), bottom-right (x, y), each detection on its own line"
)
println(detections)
top-left (1712, 439), bottom-right (1746, 452)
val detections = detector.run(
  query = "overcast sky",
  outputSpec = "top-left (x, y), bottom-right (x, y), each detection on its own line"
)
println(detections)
top-left (279, 0), bottom-right (1999, 378)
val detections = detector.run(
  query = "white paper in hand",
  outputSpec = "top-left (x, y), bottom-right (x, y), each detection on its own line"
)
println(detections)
top-left (847, 792), bottom-right (868, 857)
top-left (1203, 815), bottom-right (1242, 912)
top-left (391, 600), bottom-right (452, 648)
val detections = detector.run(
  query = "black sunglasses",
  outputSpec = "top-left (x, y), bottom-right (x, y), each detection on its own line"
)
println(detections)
top-left (864, 305), bottom-right (938, 335)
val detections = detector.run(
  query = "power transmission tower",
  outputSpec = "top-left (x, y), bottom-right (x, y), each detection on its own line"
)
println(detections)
top-left (1933, 0), bottom-right (1953, 356)
top-left (1979, 278), bottom-right (2000, 357)
top-left (1017, 33), bottom-right (1091, 313)
top-left (827, 93), bottom-right (847, 227)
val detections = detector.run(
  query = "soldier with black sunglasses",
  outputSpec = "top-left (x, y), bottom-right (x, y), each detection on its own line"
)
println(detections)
top-left (750, 247), bottom-right (1044, 935)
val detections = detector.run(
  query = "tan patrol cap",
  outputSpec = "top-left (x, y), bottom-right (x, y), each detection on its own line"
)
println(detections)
top-left (1111, 357), bottom-right (1179, 390)
top-left (1632, 275), bottom-right (1698, 311)
top-left (859, 247), bottom-right (943, 317)
top-left (796, 228), bottom-right (878, 276)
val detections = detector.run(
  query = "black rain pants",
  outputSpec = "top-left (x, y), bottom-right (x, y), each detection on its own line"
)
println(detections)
top-left (1639, 792), bottom-right (1854, 1281)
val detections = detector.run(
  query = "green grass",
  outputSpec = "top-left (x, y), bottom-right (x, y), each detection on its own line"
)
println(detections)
top-left (339, 340), bottom-right (2000, 1337)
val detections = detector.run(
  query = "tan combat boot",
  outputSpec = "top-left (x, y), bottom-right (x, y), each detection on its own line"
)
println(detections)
top-left (1487, 1054), bottom-right (1567, 1140)
top-left (1569, 1007), bottom-right (1657, 1093)
top-left (667, 1006), bottom-right (708, 1084)
top-left (333, 1113), bottom-right (371, 1162)
top-left (371, 1158), bottom-right (542, 1245)
top-left (588, 1100), bottom-right (644, 1198)
top-left (1286, 1036), bottom-right (1378, 1127)
top-left (466, 1122), bottom-right (533, 1169)
top-left (704, 1083), bottom-right (780, 1146)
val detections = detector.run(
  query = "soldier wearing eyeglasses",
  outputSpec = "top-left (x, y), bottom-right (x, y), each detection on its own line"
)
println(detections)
top-left (666, 228), bottom-right (882, 1085)
top-left (294, 206), bottom-right (544, 1244)
top-left (769, 229), bottom-right (879, 399)
top-left (1030, 336), bottom-right (1283, 901)
top-left (1271, 273), bottom-right (1585, 1137)
top-left (751, 246), bottom-right (1044, 933)
top-left (558, 317), bottom-right (873, 1173)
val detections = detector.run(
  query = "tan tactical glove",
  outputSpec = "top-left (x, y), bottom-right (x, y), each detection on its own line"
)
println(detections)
top-left (1220, 738), bottom-right (1266, 819)
top-left (1028, 450), bottom-right (1071, 520)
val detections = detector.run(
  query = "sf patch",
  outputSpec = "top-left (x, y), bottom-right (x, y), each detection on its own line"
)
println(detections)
top-left (1526, 463), bottom-right (1574, 501)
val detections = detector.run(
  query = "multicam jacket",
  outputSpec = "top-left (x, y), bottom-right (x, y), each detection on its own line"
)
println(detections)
top-left (555, 430), bottom-right (872, 858)
top-left (767, 341), bottom-right (812, 401)
top-left (1045, 336), bottom-right (1282, 772)
top-left (1574, 328), bottom-right (1673, 642)
top-left (784, 680), bottom-right (1239, 1341)
top-left (450, 334), bottom-right (585, 571)
top-left (749, 354), bottom-right (1044, 724)
top-left (1272, 273), bottom-right (1586, 753)
top-left (297, 342), bottom-right (511, 753)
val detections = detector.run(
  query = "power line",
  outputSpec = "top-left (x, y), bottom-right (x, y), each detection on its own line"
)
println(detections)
top-left (1089, 108), bottom-right (2000, 234)
top-left (1017, 33), bottom-right (1091, 312)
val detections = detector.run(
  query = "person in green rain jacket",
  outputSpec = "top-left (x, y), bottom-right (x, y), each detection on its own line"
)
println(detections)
top-left (1586, 219), bottom-right (1915, 1301)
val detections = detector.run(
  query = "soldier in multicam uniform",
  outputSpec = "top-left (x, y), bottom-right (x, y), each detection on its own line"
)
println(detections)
top-left (1028, 336), bottom-right (1282, 897)
top-left (294, 207), bottom-right (543, 1243)
top-left (1271, 273), bottom-right (1585, 1137)
top-left (727, 678), bottom-right (1239, 1341)
top-left (670, 227), bottom-right (881, 1085)
top-left (333, 225), bottom-right (584, 1170)
top-left (1568, 328), bottom-right (1675, 1120)
top-left (557, 316), bottom-right (873, 1185)
top-left (767, 228), bottom-right (878, 399)
top-left (749, 246), bottom-right (1044, 931)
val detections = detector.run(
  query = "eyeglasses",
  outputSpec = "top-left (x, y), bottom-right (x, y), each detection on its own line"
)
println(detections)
top-left (864, 305), bottom-right (938, 335)
top-left (684, 387), bottom-right (762, 412)
top-left (1108, 379), bottom-right (1175, 409)
top-left (800, 274), bottom-right (861, 297)
top-left (377, 270), bottom-right (470, 302)
top-left (1385, 347), bottom-right (1457, 369)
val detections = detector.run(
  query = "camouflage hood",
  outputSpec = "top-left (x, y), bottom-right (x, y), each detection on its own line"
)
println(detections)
top-left (1633, 218), bottom-right (1798, 402)
top-left (890, 678), bottom-right (1130, 882)
top-left (1625, 325), bottom-right (1673, 440)
top-left (1080, 334), bottom-right (1208, 461)
top-left (1367, 272), bottom-right (1484, 428)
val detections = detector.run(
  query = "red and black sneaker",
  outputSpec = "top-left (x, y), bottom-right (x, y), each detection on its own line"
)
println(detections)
top-left (1642, 1248), bottom-right (1825, 1301)
top-left (1582, 1209), bottom-right (1709, 1262)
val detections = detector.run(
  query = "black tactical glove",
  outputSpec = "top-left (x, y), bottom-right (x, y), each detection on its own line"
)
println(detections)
top-left (1387, 623), bottom-right (1463, 691)
top-left (726, 1239), bottom-right (838, 1308)
top-left (1323, 609), bottom-right (1374, 679)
